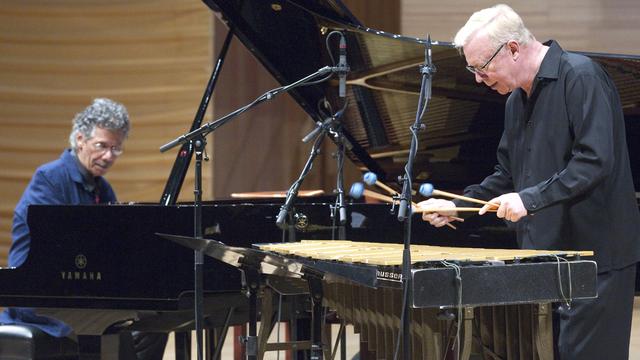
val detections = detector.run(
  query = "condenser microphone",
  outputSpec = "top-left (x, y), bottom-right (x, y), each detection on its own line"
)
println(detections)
top-left (338, 34), bottom-right (348, 98)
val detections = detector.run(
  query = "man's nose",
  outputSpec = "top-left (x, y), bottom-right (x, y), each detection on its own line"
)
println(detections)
top-left (475, 72), bottom-right (485, 83)
top-left (102, 150), bottom-right (117, 161)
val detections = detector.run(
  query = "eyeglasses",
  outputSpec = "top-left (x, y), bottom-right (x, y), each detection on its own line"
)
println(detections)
top-left (91, 141), bottom-right (123, 156)
top-left (465, 43), bottom-right (505, 75)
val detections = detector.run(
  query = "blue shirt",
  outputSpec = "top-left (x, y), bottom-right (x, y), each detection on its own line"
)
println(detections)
top-left (0, 149), bottom-right (117, 336)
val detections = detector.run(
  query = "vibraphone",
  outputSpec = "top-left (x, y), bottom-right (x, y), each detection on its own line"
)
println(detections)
top-left (256, 240), bottom-right (597, 360)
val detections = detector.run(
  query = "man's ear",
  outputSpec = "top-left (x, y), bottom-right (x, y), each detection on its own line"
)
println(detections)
top-left (508, 40), bottom-right (520, 61)
top-left (76, 133), bottom-right (85, 150)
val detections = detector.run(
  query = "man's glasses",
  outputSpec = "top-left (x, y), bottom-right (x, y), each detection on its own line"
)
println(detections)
top-left (465, 43), bottom-right (505, 75)
top-left (91, 141), bottom-right (123, 156)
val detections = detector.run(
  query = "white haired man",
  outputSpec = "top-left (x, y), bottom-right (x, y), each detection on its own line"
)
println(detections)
top-left (420, 4), bottom-right (640, 359)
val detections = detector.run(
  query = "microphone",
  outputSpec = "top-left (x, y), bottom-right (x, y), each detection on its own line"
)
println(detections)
top-left (302, 117), bottom-right (332, 143)
top-left (276, 206), bottom-right (288, 229)
top-left (338, 33), bottom-right (348, 98)
top-left (301, 107), bottom-right (346, 143)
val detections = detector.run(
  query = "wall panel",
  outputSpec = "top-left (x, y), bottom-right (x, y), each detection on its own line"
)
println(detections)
top-left (0, 0), bottom-right (214, 265)
top-left (401, 0), bottom-right (640, 54)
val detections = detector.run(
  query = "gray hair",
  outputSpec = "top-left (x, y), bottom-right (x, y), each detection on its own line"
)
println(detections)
top-left (454, 4), bottom-right (534, 51)
top-left (69, 98), bottom-right (130, 150)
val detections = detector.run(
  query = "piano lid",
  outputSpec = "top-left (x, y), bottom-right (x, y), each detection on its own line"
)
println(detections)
top-left (202, 0), bottom-right (640, 188)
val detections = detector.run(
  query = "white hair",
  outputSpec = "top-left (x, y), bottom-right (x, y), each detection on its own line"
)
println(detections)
top-left (454, 4), bottom-right (534, 51)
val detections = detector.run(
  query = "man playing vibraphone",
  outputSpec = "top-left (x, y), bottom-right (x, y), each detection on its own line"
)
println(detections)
top-left (419, 4), bottom-right (640, 360)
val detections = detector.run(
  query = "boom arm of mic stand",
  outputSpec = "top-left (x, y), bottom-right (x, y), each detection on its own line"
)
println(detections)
top-left (159, 66), bottom-right (334, 153)
top-left (276, 127), bottom-right (327, 229)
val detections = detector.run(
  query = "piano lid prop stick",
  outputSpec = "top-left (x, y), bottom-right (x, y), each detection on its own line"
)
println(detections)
top-left (349, 184), bottom-right (457, 229)
top-left (419, 183), bottom-right (498, 208)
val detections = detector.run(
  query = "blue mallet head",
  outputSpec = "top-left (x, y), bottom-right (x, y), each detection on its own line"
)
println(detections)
top-left (363, 172), bottom-right (377, 186)
top-left (349, 182), bottom-right (365, 199)
top-left (419, 183), bottom-right (434, 197)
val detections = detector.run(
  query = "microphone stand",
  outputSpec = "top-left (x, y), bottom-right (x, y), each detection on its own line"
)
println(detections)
top-left (331, 106), bottom-right (348, 241)
top-left (276, 108), bottom-right (345, 230)
top-left (159, 65), bottom-right (338, 360)
top-left (394, 35), bottom-right (435, 360)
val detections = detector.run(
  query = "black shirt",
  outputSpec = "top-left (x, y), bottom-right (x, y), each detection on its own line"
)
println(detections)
top-left (459, 40), bottom-right (640, 272)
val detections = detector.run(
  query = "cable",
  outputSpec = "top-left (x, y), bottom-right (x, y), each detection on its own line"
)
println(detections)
top-left (552, 255), bottom-right (573, 308)
top-left (440, 260), bottom-right (463, 360)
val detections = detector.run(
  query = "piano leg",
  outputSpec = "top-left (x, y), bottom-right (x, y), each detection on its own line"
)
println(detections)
top-left (174, 332), bottom-right (191, 360)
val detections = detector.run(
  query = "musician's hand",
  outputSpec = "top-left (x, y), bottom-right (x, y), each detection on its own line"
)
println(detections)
top-left (480, 193), bottom-right (527, 222)
top-left (417, 198), bottom-right (457, 228)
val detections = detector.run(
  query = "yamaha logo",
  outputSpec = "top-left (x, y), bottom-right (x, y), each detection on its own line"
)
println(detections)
top-left (75, 254), bottom-right (87, 269)
top-left (60, 254), bottom-right (102, 281)
top-left (294, 213), bottom-right (309, 230)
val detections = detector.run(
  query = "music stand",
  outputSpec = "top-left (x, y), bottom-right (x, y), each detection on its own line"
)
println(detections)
top-left (156, 233), bottom-right (326, 360)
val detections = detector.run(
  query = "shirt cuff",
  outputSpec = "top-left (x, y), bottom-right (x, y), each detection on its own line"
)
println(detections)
top-left (519, 187), bottom-right (543, 213)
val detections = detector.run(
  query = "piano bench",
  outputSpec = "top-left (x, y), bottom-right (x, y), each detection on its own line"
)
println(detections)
top-left (0, 325), bottom-right (78, 359)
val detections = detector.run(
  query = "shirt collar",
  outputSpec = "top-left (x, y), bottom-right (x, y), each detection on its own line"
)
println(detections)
top-left (62, 149), bottom-right (97, 191)
top-left (537, 40), bottom-right (564, 80)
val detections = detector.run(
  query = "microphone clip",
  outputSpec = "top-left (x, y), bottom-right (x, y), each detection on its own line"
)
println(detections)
top-left (420, 63), bottom-right (436, 76)
top-left (331, 64), bottom-right (351, 76)
top-left (301, 106), bottom-right (346, 143)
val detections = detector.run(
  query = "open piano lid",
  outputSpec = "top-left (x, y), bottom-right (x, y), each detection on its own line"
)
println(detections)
top-left (202, 0), bottom-right (640, 189)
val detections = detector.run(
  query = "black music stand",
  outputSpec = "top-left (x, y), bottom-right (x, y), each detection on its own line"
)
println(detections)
top-left (156, 233), bottom-right (327, 360)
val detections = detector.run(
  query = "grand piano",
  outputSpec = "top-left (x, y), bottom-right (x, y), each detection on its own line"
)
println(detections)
top-left (1, 0), bottom-right (639, 359)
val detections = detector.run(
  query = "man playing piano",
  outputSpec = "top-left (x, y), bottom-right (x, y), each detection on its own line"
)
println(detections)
top-left (0, 98), bottom-right (166, 359)
top-left (419, 4), bottom-right (640, 359)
